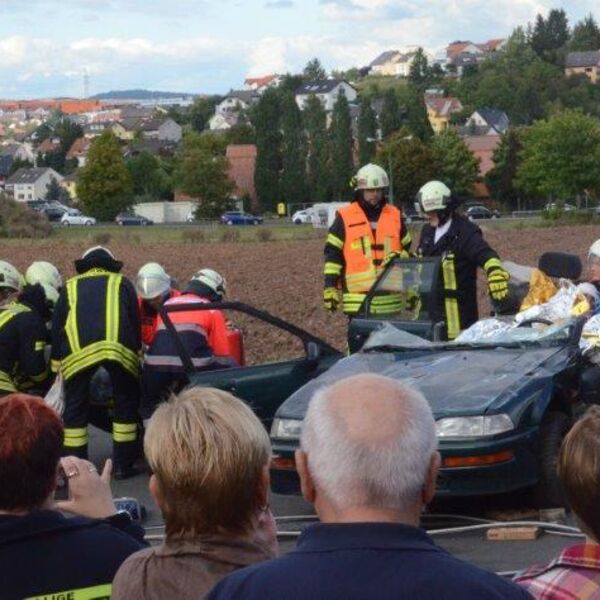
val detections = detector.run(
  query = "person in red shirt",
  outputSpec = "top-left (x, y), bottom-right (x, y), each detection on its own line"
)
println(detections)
top-left (135, 263), bottom-right (180, 348)
top-left (140, 269), bottom-right (233, 424)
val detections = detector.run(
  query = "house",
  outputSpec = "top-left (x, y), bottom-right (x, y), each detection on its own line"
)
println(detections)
top-left (462, 108), bottom-right (509, 136)
top-left (209, 112), bottom-right (239, 131)
top-left (369, 50), bottom-right (418, 77)
top-left (5, 167), bottom-right (63, 202)
top-left (112, 120), bottom-right (137, 141)
top-left (226, 144), bottom-right (258, 210)
top-left (36, 137), bottom-right (61, 155)
top-left (139, 118), bottom-right (182, 143)
top-left (215, 90), bottom-right (259, 116)
top-left (565, 51), bottom-right (600, 83)
top-left (83, 121), bottom-right (113, 139)
top-left (0, 142), bottom-right (35, 163)
top-left (444, 39), bottom-right (506, 75)
top-left (424, 95), bottom-right (463, 134)
top-left (66, 137), bottom-right (91, 167)
top-left (462, 135), bottom-right (501, 177)
top-left (62, 171), bottom-right (78, 201)
top-left (244, 74), bottom-right (281, 93)
top-left (119, 105), bottom-right (155, 120)
top-left (295, 79), bottom-right (358, 111)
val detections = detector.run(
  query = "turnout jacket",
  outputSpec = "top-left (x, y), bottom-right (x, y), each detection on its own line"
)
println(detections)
top-left (418, 215), bottom-right (500, 339)
top-left (324, 199), bottom-right (411, 314)
top-left (0, 301), bottom-right (48, 394)
top-left (51, 268), bottom-right (141, 380)
top-left (0, 510), bottom-right (146, 600)
top-left (138, 289), bottom-right (181, 347)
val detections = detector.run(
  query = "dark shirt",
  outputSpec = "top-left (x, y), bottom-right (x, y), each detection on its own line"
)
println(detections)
top-left (208, 522), bottom-right (531, 600)
top-left (0, 509), bottom-right (146, 600)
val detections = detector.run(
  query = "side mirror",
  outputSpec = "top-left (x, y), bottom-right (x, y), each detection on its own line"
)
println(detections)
top-left (306, 341), bottom-right (321, 363)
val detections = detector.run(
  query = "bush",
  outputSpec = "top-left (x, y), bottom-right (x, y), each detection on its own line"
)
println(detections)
top-left (93, 232), bottom-right (112, 245)
top-left (256, 228), bottom-right (273, 242)
top-left (181, 229), bottom-right (206, 243)
top-left (0, 196), bottom-right (52, 238)
top-left (220, 228), bottom-right (240, 243)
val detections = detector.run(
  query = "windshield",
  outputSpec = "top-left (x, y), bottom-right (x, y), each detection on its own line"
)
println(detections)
top-left (364, 319), bottom-right (574, 352)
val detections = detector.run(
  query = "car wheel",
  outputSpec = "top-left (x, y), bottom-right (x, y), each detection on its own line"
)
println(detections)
top-left (530, 410), bottom-right (571, 509)
top-left (85, 220), bottom-right (93, 226)
top-left (294, 219), bottom-right (302, 225)
top-left (492, 215), bottom-right (498, 219)
top-left (62, 221), bottom-right (69, 226)
top-left (253, 220), bottom-right (260, 225)
top-left (226, 220), bottom-right (233, 226)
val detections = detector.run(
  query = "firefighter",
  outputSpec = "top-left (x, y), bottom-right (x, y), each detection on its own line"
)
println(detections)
top-left (416, 180), bottom-right (509, 340)
top-left (51, 246), bottom-right (142, 479)
top-left (141, 268), bottom-right (232, 424)
top-left (135, 262), bottom-right (180, 347)
top-left (323, 163), bottom-right (411, 316)
top-left (25, 261), bottom-right (62, 326)
top-left (0, 261), bottom-right (50, 396)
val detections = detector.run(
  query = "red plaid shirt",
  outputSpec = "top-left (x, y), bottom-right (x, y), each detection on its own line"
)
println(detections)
top-left (514, 542), bottom-right (600, 599)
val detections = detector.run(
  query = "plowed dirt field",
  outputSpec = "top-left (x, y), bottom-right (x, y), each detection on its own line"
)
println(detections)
top-left (5, 223), bottom-right (599, 363)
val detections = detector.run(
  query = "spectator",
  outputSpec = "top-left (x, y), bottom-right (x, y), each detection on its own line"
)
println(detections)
top-left (112, 387), bottom-right (277, 600)
top-left (515, 406), bottom-right (600, 597)
top-left (0, 394), bottom-right (146, 600)
top-left (209, 374), bottom-right (529, 600)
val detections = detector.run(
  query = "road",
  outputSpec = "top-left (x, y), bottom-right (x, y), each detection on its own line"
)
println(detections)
top-left (89, 427), bottom-right (577, 577)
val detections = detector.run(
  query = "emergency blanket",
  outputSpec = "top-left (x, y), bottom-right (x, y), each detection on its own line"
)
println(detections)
top-left (580, 315), bottom-right (600, 363)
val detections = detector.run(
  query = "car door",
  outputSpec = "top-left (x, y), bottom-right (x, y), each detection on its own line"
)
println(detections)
top-left (159, 301), bottom-right (343, 429)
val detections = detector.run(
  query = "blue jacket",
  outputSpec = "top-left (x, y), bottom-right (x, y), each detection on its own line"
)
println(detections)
top-left (208, 522), bottom-right (532, 600)
top-left (0, 509), bottom-right (146, 600)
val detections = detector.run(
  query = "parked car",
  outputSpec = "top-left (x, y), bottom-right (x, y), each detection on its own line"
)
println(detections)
top-left (220, 211), bottom-right (263, 225)
top-left (291, 209), bottom-right (313, 225)
top-left (42, 203), bottom-right (68, 222)
top-left (115, 212), bottom-right (153, 226)
top-left (545, 202), bottom-right (576, 212)
top-left (61, 209), bottom-right (96, 226)
top-left (466, 206), bottom-right (500, 220)
top-left (26, 200), bottom-right (50, 213)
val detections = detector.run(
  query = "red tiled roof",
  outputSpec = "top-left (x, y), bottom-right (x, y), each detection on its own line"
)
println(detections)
top-left (66, 137), bottom-right (91, 159)
top-left (425, 96), bottom-right (463, 117)
top-left (0, 99), bottom-right (104, 114)
top-left (244, 74), bottom-right (277, 88)
top-left (37, 138), bottom-right (60, 154)
top-left (484, 38), bottom-right (506, 51)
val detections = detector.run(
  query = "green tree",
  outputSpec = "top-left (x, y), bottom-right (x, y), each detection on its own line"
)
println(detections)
top-left (405, 86), bottom-right (433, 141)
top-left (569, 14), bottom-right (600, 51)
top-left (329, 89), bottom-right (354, 201)
top-left (376, 129), bottom-right (438, 209)
top-left (44, 176), bottom-right (70, 204)
top-left (431, 129), bottom-right (480, 197)
top-left (304, 94), bottom-right (331, 202)
top-left (303, 58), bottom-right (327, 81)
top-left (408, 47), bottom-right (430, 85)
top-left (254, 88), bottom-right (282, 210)
top-left (77, 131), bottom-right (133, 221)
top-left (280, 92), bottom-right (308, 206)
top-left (127, 151), bottom-right (171, 201)
top-left (189, 96), bottom-right (221, 132)
top-left (516, 110), bottom-right (600, 201)
top-left (358, 96), bottom-right (377, 165)
top-left (486, 129), bottom-right (524, 209)
top-left (174, 132), bottom-right (235, 218)
top-left (8, 158), bottom-right (33, 176)
top-left (529, 9), bottom-right (569, 64)
top-left (380, 89), bottom-right (402, 139)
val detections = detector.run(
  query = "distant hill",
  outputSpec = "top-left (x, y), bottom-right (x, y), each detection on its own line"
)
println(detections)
top-left (91, 89), bottom-right (198, 100)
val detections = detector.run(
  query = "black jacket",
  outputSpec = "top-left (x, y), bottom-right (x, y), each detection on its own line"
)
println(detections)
top-left (51, 269), bottom-right (141, 380)
top-left (0, 300), bottom-right (48, 394)
top-left (0, 509), bottom-right (146, 600)
top-left (418, 215), bottom-right (499, 333)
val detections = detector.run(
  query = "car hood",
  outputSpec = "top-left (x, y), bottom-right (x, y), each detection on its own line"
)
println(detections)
top-left (276, 346), bottom-right (568, 421)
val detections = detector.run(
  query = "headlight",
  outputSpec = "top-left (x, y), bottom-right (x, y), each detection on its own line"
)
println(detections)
top-left (436, 414), bottom-right (514, 439)
top-left (271, 418), bottom-right (302, 440)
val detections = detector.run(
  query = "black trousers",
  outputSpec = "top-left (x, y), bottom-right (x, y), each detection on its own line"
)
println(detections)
top-left (140, 367), bottom-right (187, 421)
top-left (63, 362), bottom-right (140, 468)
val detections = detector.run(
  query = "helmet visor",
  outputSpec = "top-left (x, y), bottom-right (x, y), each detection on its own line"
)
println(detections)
top-left (136, 275), bottom-right (171, 299)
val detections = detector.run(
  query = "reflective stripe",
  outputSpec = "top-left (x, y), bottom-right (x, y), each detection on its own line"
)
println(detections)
top-left (144, 355), bottom-right (214, 368)
top-left (61, 341), bottom-right (139, 380)
top-left (342, 293), bottom-right (404, 314)
top-left (105, 274), bottom-right (121, 343)
top-left (113, 422), bottom-right (137, 443)
top-left (155, 322), bottom-right (208, 337)
top-left (0, 370), bottom-right (17, 392)
top-left (401, 231), bottom-right (412, 247)
top-left (66, 279), bottom-right (81, 353)
top-left (25, 583), bottom-right (112, 600)
top-left (0, 302), bottom-right (30, 329)
top-left (64, 427), bottom-right (88, 448)
top-left (34, 340), bottom-right (46, 351)
top-left (442, 254), bottom-right (460, 339)
top-left (30, 369), bottom-right (49, 383)
top-left (326, 233), bottom-right (344, 250)
top-left (483, 257), bottom-right (503, 274)
top-left (324, 261), bottom-right (343, 276)
top-left (51, 359), bottom-right (61, 373)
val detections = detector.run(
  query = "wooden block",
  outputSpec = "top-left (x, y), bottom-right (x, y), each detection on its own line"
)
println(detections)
top-left (486, 526), bottom-right (541, 541)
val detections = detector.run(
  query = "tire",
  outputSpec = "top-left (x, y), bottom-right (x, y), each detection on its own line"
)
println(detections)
top-left (253, 220), bottom-right (260, 225)
top-left (226, 220), bottom-right (233, 226)
top-left (530, 411), bottom-right (571, 509)
top-left (85, 220), bottom-right (93, 226)
top-left (62, 221), bottom-right (69, 226)
top-left (294, 219), bottom-right (302, 225)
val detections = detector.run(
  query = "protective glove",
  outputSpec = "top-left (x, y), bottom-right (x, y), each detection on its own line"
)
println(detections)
top-left (323, 287), bottom-right (340, 312)
top-left (382, 249), bottom-right (410, 267)
top-left (487, 268), bottom-right (510, 302)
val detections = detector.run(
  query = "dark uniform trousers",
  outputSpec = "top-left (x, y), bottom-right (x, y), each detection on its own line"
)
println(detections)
top-left (63, 362), bottom-right (140, 466)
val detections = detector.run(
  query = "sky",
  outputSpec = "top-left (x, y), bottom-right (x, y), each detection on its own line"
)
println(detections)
top-left (0, 0), bottom-right (598, 99)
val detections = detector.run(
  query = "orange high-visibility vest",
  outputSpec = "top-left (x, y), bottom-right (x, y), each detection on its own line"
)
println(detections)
top-left (339, 202), bottom-right (402, 293)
